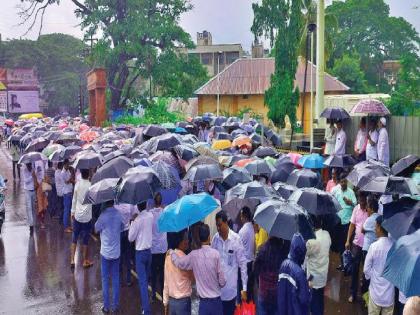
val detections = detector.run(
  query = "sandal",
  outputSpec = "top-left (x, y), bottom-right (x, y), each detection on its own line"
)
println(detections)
top-left (83, 260), bottom-right (93, 268)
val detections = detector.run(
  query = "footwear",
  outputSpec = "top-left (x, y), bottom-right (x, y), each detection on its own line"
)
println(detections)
top-left (29, 226), bottom-right (34, 235)
top-left (101, 306), bottom-right (110, 314)
top-left (64, 227), bottom-right (73, 233)
top-left (83, 260), bottom-right (94, 268)
top-left (348, 296), bottom-right (354, 303)
top-left (336, 264), bottom-right (343, 271)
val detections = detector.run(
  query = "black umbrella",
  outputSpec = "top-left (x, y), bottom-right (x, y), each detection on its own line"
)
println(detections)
top-left (214, 132), bottom-right (232, 141)
top-left (288, 187), bottom-right (342, 216)
top-left (360, 176), bottom-right (419, 195)
top-left (185, 156), bottom-right (219, 172)
top-left (129, 148), bottom-right (149, 160)
top-left (173, 144), bottom-right (199, 161)
top-left (18, 152), bottom-right (47, 164)
top-left (91, 156), bottom-right (134, 184)
top-left (214, 116), bottom-right (227, 126)
top-left (272, 182), bottom-right (298, 199)
top-left (116, 170), bottom-right (162, 205)
top-left (83, 178), bottom-right (119, 205)
top-left (61, 145), bottom-right (82, 160)
top-left (99, 147), bottom-right (114, 157)
top-left (24, 137), bottom-right (49, 153)
top-left (323, 154), bottom-right (358, 168)
top-left (253, 199), bottom-right (315, 241)
top-left (183, 164), bottom-right (223, 182)
top-left (231, 129), bottom-right (248, 138)
top-left (44, 131), bottom-right (62, 141)
top-left (223, 181), bottom-right (279, 220)
top-left (320, 107), bottom-right (350, 120)
top-left (181, 134), bottom-right (199, 145)
top-left (250, 133), bottom-right (263, 144)
top-left (143, 125), bottom-right (167, 138)
top-left (392, 155), bottom-right (420, 177)
top-left (267, 132), bottom-right (282, 146)
top-left (271, 155), bottom-right (296, 184)
top-left (150, 133), bottom-right (181, 152)
top-left (72, 151), bottom-right (103, 169)
top-left (210, 126), bottom-right (225, 134)
top-left (244, 159), bottom-right (275, 177)
top-left (382, 197), bottom-right (420, 239)
top-left (287, 169), bottom-right (321, 188)
top-left (103, 150), bottom-right (126, 164)
top-left (151, 161), bottom-right (180, 189)
top-left (49, 149), bottom-right (65, 162)
top-left (347, 166), bottom-right (390, 188)
top-left (222, 166), bottom-right (253, 189)
top-left (252, 146), bottom-right (277, 158)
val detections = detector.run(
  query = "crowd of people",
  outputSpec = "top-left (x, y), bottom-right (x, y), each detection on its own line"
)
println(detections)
top-left (1, 113), bottom-right (419, 315)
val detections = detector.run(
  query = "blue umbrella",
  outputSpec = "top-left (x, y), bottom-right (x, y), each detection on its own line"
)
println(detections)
top-left (158, 193), bottom-right (219, 232)
top-left (383, 229), bottom-right (420, 297)
top-left (174, 127), bottom-right (187, 134)
top-left (298, 153), bottom-right (325, 169)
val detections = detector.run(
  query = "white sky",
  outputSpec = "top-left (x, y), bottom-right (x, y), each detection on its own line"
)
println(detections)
top-left (0, 0), bottom-right (419, 51)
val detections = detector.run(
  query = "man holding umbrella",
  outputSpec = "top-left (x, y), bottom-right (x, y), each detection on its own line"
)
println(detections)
top-left (212, 210), bottom-right (248, 315)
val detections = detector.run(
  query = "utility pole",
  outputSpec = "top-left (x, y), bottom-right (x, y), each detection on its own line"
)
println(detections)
top-left (315, 0), bottom-right (325, 127)
top-left (216, 51), bottom-right (222, 116)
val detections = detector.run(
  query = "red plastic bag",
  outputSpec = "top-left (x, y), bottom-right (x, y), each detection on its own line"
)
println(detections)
top-left (234, 302), bottom-right (256, 315)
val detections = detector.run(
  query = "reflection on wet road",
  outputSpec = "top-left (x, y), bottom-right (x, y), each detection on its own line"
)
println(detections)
top-left (0, 146), bottom-right (365, 314)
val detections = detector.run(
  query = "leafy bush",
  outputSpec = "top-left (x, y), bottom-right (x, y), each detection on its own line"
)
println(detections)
top-left (113, 98), bottom-right (185, 126)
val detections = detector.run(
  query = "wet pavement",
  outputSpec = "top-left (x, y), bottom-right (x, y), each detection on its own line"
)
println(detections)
top-left (0, 145), bottom-right (366, 315)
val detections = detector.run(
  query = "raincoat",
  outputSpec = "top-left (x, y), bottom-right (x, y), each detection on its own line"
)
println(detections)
top-left (277, 233), bottom-right (311, 315)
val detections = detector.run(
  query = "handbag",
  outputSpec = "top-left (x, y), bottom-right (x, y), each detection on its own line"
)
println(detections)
top-left (234, 302), bottom-right (256, 315)
top-left (42, 181), bottom-right (52, 192)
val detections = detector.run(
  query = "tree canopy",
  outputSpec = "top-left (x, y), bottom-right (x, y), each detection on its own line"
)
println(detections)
top-left (19, 0), bottom-right (208, 110)
top-left (331, 53), bottom-right (369, 94)
top-left (0, 33), bottom-right (89, 115)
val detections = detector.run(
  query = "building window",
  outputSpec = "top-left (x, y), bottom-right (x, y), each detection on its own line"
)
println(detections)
top-left (242, 95), bottom-right (249, 99)
top-left (201, 53), bottom-right (213, 65)
top-left (226, 52), bottom-right (239, 64)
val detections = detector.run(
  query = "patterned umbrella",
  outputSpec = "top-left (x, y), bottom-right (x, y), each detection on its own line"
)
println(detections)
top-left (152, 161), bottom-right (180, 189)
top-left (350, 99), bottom-right (391, 115)
top-left (149, 151), bottom-right (181, 173)
top-left (25, 137), bottom-right (50, 153)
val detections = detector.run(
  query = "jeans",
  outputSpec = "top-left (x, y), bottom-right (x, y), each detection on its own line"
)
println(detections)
top-left (257, 299), bottom-right (277, 315)
top-left (120, 230), bottom-right (133, 284)
top-left (25, 190), bottom-right (36, 227)
top-left (151, 253), bottom-right (165, 297)
top-left (47, 184), bottom-right (57, 217)
top-left (63, 193), bottom-right (72, 228)
top-left (169, 297), bottom-right (191, 315)
top-left (199, 297), bottom-right (222, 315)
top-left (310, 287), bottom-right (325, 315)
top-left (101, 255), bottom-right (120, 311)
top-left (222, 298), bottom-right (236, 315)
top-left (135, 249), bottom-right (152, 315)
top-left (350, 245), bottom-right (364, 299)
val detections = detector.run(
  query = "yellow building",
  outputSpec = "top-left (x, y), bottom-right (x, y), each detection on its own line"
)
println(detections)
top-left (195, 58), bottom-right (349, 134)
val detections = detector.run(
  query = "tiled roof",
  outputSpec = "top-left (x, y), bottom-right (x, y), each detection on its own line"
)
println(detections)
top-left (195, 58), bottom-right (350, 95)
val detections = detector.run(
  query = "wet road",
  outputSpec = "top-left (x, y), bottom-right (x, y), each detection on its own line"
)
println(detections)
top-left (0, 145), bottom-right (366, 315)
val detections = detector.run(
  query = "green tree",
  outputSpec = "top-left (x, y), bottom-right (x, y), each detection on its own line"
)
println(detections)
top-left (152, 52), bottom-right (208, 100)
top-left (386, 53), bottom-right (420, 116)
top-left (331, 53), bottom-right (369, 93)
top-left (252, 0), bottom-right (303, 128)
top-left (326, 0), bottom-right (420, 89)
top-left (0, 34), bottom-right (88, 114)
top-left (19, 0), bottom-right (199, 110)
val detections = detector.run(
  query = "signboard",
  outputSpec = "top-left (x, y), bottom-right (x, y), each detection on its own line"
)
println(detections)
top-left (0, 68), bottom-right (6, 82)
top-left (0, 91), bottom-right (7, 112)
top-left (7, 90), bottom-right (40, 113)
top-left (6, 68), bottom-right (39, 88)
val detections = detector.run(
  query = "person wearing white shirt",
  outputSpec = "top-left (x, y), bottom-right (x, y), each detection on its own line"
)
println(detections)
top-left (354, 117), bottom-right (368, 161)
top-left (305, 216), bottom-right (331, 315)
top-left (70, 169), bottom-right (93, 269)
top-left (363, 215), bottom-right (394, 315)
top-left (149, 193), bottom-right (167, 301)
top-left (334, 120), bottom-right (347, 156)
top-left (366, 120), bottom-right (379, 161)
top-left (115, 202), bottom-right (138, 286)
top-left (377, 117), bottom-right (390, 166)
top-left (22, 163), bottom-right (36, 234)
top-left (61, 159), bottom-right (74, 232)
top-left (212, 211), bottom-right (248, 315)
top-left (238, 207), bottom-right (256, 303)
top-left (128, 201), bottom-right (154, 315)
top-left (324, 120), bottom-right (337, 155)
top-left (54, 162), bottom-right (65, 221)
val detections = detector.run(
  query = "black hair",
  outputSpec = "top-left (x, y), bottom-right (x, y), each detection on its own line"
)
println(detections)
top-left (63, 159), bottom-right (69, 165)
top-left (137, 201), bottom-right (147, 212)
top-left (311, 215), bottom-right (322, 229)
top-left (215, 210), bottom-right (228, 223)
top-left (375, 215), bottom-right (388, 235)
top-left (358, 191), bottom-right (367, 199)
top-left (48, 160), bottom-right (53, 167)
top-left (339, 173), bottom-right (348, 181)
top-left (367, 195), bottom-right (378, 213)
top-left (57, 162), bottom-right (63, 169)
top-left (241, 207), bottom-right (252, 222)
top-left (168, 229), bottom-right (188, 250)
top-left (360, 117), bottom-right (366, 125)
top-left (154, 192), bottom-right (162, 207)
top-left (198, 224), bottom-right (210, 243)
top-left (80, 169), bottom-right (90, 179)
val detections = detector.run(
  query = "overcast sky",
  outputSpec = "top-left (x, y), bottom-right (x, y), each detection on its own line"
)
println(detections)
top-left (0, 0), bottom-right (419, 51)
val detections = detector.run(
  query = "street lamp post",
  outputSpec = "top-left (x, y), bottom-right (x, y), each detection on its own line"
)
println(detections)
top-left (308, 23), bottom-right (316, 152)
top-left (216, 51), bottom-right (222, 116)
top-left (315, 0), bottom-right (325, 127)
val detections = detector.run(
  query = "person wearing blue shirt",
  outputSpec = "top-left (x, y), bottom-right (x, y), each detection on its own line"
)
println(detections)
top-left (95, 200), bottom-right (124, 314)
